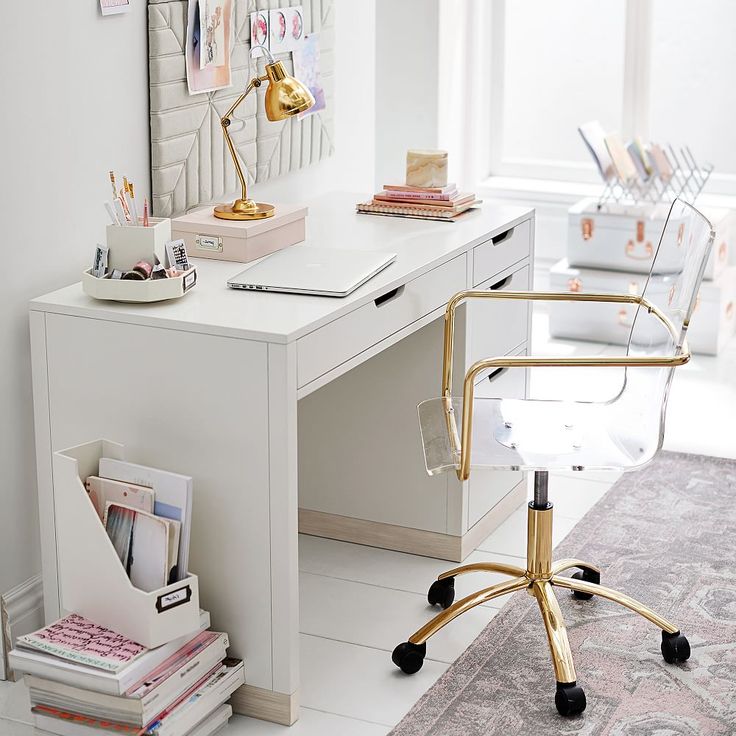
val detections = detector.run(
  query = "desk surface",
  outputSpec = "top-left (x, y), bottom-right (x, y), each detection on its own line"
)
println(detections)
top-left (31, 193), bottom-right (533, 344)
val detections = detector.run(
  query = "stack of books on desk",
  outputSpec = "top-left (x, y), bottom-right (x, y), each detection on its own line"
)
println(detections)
top-left (357, 184), bottom-right (480, 221)
top-left (9, 611), bottom-right (244, 736)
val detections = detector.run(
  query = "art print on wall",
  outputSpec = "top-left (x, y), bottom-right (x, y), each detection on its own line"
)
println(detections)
top-left (186, 0), bottom-right (233, 94)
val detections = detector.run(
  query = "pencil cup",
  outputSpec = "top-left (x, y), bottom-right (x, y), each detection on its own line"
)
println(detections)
top-left (107, 218), bottom-right (172, 273)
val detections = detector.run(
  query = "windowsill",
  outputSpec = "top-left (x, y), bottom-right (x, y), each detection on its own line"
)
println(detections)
top-left (477, 175), bottom-right (736, 211)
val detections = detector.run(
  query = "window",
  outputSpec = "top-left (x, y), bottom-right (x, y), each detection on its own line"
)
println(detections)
top-left (485, 0), bottom-right (736, 194)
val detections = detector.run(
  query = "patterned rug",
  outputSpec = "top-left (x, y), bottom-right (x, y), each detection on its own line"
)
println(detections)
top-left (391, 452), bottom-right (736, 735)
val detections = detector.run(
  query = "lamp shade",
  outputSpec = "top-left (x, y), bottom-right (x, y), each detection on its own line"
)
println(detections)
top-left (263, 60), bottom-right (315, 121)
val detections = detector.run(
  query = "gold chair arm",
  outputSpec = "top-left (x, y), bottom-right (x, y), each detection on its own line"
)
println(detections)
top-left (442, 289), bottom-right (679, 398)
top-left (440, 289), bottom-right (686, 481)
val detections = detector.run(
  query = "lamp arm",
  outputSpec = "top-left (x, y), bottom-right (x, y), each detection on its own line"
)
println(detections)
top-left (220, 75), bottom-right (268, 202)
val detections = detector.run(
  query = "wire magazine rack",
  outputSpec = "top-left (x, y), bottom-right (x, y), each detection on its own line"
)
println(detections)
top-left (597, 145), bottom-right (713, 210)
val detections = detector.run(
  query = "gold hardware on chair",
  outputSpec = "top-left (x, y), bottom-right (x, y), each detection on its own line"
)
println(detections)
top-left (581, 218), bottom-right (594, 241)
top-left (626, 240), bottom-right (654, 260)
top-left (567, 278), bottom-right (582, 293)
top-left (719, 241), bottom-right (728, 262)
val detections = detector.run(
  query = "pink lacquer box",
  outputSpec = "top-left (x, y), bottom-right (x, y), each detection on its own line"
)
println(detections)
top-left (171, 203), bottom-right (308, 263)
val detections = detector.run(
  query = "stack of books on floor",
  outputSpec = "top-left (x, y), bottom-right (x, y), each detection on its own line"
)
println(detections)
top-left (357, 184), bottom-right (480, 221)
top-left (9, 610), bottom-right (244, 736)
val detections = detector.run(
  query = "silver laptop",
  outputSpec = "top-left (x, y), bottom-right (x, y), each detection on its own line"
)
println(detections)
top-left (227, 246), bottom-right (397, 297)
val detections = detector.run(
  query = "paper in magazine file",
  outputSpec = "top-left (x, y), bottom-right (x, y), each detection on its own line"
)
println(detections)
top-left (104, 503), bottom-right (181, 592)
top-left (98, 457), bottom-right (193, 582)
top-left (16, 614), bottom-right (147, 674)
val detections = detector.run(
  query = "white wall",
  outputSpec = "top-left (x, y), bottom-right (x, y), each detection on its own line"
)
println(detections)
top-left (0, 0), bottom-right (376, 602)
top-left (374, 0), bottom-right (441, 188)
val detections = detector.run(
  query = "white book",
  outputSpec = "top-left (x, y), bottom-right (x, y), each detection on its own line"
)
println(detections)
top-left (188, 704), bottom-right (232, 736)
top-left (149, 660), bottom-right (244, 736)
top-left (10, 610), bottom-right (209, 696)
top-left (27, 632), bottom-right (229, 727)
top-left (99, 458), bottom-right (193, 581)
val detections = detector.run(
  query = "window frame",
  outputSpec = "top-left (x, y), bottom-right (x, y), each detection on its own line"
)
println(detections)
top-left (483, 0), bottom-right (736, 196)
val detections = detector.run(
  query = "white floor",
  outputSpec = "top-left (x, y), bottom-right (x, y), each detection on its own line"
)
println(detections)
top-left (2, 309), bottom-right (734, 736)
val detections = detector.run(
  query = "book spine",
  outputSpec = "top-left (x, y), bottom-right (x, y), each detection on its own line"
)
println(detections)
top-left (378, 190), bottom-right (456, 201)
top-left (358, 204), bottom-right (456, 218)
top-left (140, 640), bottom-right (227, 717)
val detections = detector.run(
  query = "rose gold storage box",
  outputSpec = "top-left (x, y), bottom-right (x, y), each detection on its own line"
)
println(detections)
top-left (548, 258), bottom-right (736, 355)
top-left (568, 198), bottom-right (732, 281)
top-left (171, 204), bottom-right (308, 263)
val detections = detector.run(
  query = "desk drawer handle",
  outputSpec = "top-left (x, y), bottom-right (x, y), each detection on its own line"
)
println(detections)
top-left (492, 227), bottom-right (514, 245)
top-left (487, 367), bottom-right (508, 382)
top-left (374, 286), bottom-right (404, 307)
top-left (489, 275), bottom-right (512, 291)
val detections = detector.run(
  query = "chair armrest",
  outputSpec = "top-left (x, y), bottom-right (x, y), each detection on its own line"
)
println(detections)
top-left (441, 289), bottom-right (680, 397)
top-left (440, 289), bottom-right (686, 481)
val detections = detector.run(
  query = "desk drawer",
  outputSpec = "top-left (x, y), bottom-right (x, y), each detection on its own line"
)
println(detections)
top-left (473, 219), bottom-right (531, 286)
top-left (298, 254), bottom-right (466, 388)
top-left (468, 265), bottom-right (530, 381)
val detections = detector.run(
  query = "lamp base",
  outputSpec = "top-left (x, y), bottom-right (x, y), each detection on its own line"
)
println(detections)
top-left (213, 200), bottom-right (275, 221)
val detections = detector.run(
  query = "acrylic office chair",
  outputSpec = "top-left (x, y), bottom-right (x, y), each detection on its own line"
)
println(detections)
top-left (391, 199), bottom-right (715, 716)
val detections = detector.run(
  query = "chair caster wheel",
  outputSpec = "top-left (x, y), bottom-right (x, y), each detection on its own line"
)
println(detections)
top-left (571, 569), bottom-right (600, 600)
top-left (555, 681), bottom-right (586, 716)
top-left (392, 641), bottom-right (426, 674)
top-left (661, 631), bottom-right (691, 664)
top-left (428, 577), bottom-right (455, 609)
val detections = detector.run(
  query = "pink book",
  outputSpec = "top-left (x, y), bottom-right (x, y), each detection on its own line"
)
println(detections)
top-left (17, 613), bottom-right (147, 673)
top-left (124, 631), bottom-right (219, 697)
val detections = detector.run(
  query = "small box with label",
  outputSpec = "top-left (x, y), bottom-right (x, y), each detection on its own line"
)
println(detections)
top-left (171, 204), bottom-right (308, 263)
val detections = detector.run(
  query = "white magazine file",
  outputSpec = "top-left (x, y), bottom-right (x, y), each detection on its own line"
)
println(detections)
top-left (52, 440), bottom-right (200, 648)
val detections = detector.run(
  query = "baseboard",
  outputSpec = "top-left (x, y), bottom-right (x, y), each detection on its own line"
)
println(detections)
top-left (1, 575), bottom-right (44, 682)
top-left (299, 480), bottom-right (527, 563)
top-left (229, 683), bottom-right (298, 725)
top-left (460, 481), bottom-right (527, 559)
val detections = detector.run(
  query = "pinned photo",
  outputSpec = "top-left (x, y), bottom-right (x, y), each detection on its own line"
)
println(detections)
top-left (186, 0), bottom-right (233, 93)
top-left (200, 0), bottom-right (227, 69)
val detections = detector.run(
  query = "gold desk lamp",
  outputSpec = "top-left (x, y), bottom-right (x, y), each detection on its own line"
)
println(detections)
top-left (214, 49), bottom-right (315, 221)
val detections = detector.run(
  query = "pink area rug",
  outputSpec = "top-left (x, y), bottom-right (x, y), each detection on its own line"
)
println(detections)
top-left (391, 452), bottom-right (736, 735)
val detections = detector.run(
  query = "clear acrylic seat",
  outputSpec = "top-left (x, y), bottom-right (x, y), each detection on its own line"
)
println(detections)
top-left (419, 199), bottom-right (715, 477)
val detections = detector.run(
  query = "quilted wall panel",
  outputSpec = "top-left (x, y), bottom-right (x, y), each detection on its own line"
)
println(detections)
top-left (149, 0), bottom-right (335, 217)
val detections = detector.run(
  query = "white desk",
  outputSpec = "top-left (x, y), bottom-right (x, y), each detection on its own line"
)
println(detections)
top-left (30, 193), bottom-right (534, 725)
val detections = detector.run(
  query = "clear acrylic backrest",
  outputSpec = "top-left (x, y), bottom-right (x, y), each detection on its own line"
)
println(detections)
top-left (610, 199), bottom-right (714, 462)
top-left (628, 198), bottom-right (715, 355)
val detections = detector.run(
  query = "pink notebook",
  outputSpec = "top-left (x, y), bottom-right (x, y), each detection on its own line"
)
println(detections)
top-left (16, 613), bottom-right (147, 673)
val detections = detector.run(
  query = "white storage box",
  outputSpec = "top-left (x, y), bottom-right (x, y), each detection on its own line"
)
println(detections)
top-left (568, 198), bottom-right (731, 280)
top-left (52, 440), bottom-right (200, 648)
top-left (548, 259), bottom-right (736, 355)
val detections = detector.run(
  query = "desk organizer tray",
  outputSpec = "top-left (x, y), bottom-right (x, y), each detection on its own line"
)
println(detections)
top-left (52, 440), bottom-right (200, 648)
top-left (568, 198), bottom-right (731, 280)
top-left (82, 266), bottom-right (197, 303)
top-left (549, 259), bottom-right (736, 355)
